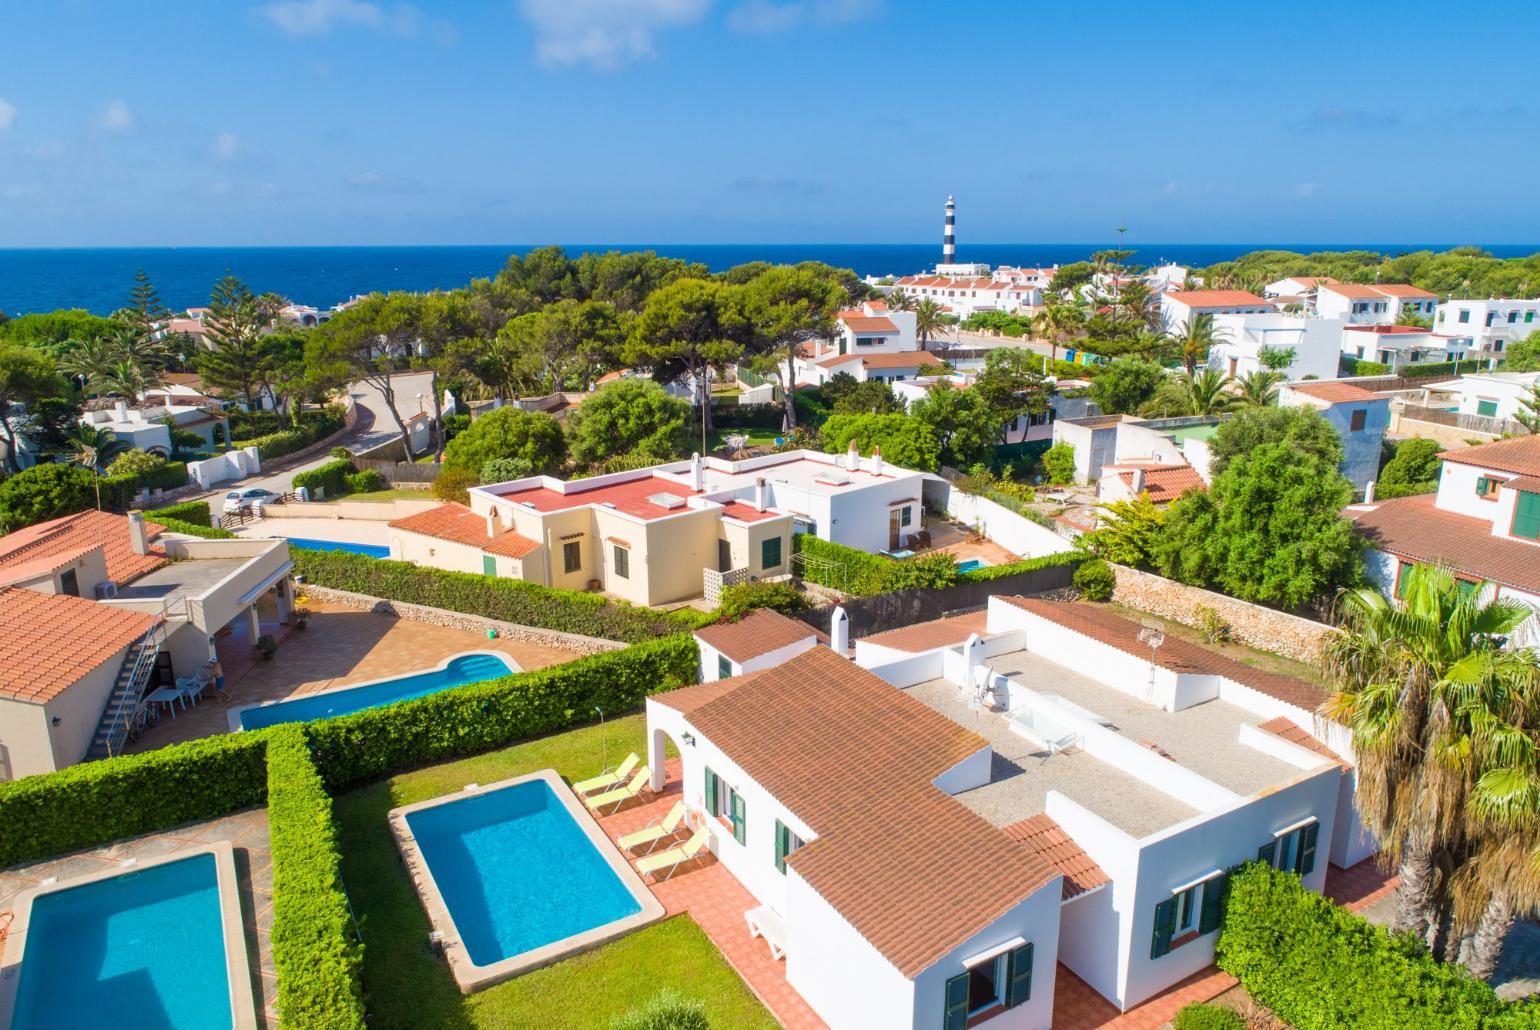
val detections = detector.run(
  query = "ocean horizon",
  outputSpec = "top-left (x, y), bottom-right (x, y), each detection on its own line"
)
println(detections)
top-left (4, 243), bottom-right (1539, 316)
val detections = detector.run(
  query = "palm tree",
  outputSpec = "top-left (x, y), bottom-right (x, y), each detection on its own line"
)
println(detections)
top-left (1325, 564), bottom-right (1539, 962)
top-left (1234, 369), bottom-right (1283, 408)
top-left (1144, 367), bottom-right (1232, 417)
top-left (66, 423), bottom-right (131, 474)
top-left (60, 336), bottom-right (124, 395)
top-left (1170, 313), bottom-right (1227, 373)
top-left (886, 288), bottom-right (916, 312)
top-left (914, 298), bottom-right (950, 352)
top-left (1035, 303), bottom-right (1084, 363)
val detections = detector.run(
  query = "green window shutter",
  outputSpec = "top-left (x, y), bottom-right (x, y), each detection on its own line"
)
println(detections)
top-left (761, 536), bottom-right (782, 570)
top-left (1477, 400), bottom-right (1499, 417)
top-left (1151, 897), bottom-right (1177, 958)
top-left (482, 554), bottom-right (497, 577)
top-left (1005, 942), bottom-right (1033, 1008)
top-left (1513, 491), bottom-right (1540, 541)
top-left (1257, 841), bottom-right (1277, 868)
top-left (1476, 476), bottom-right (1491, 496)
top-left (1296, 823), bottom-right (1319, 876)
top-left (774, 819), bottom-right (788, 874)
top-left (718, 654), bottom-right (732, 680)
top-left (704, 767), bottom-right (718, 817)
top-left (730, 791), bottom-right (747, 845)
top-left (1198, 874), bottom-right (1227, 935)
top-left (943, 972), bottom-right (970, 1030)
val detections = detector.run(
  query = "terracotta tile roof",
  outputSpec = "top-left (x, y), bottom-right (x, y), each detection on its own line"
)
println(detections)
top-left (717, 500), bottom-right (783, 524)
top-left (1114, 465), bottom-right (1206, 504)
top-left (387, 502), bottom-right (539, 558)
top-left (1286, 381), bottom-right (1383, 404)
top-left (841, 315), bottom-right (900, 334)
top-left (1370, 283), bottom-right (1437, 299)
top-left (1319, 282), bottom-right (1383, 300)
top-left (859, 611), bottom-right (989, 653)
top-left (865, 300), bottom-right (888, 311)
top-left (652, 668), bottom-right (767, 716)
top-left (660, 647), bottom-right (1057, 977)
top-left (1257, 717), bottom-right (1349, 770)
top-left (1438, 436), bottom-right (1540, 478)
top-left (694, 608), bottom-right (816, 664)
top-left (0, 587), bottom-right (160, 703)
top-left (1508, 476), bottom-right (1540, 495)
top-left (0, 510), bottom-right (166, 584)
top-left (1351, 493), bottom-right (1540, 594)
top-left (1003, 814), bottom-right (1110, 900)
top-left (818, 350), bottom-right (944, 371)
top-left (0, 547), bottom-right (96, 588)
top-left (1164, 290), bottom-right (1268, 308)
top-left (995, 598), bottom-right (1328, 712)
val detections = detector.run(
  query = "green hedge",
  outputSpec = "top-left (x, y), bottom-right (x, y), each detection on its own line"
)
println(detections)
top-left (293, 458), bottom-right (354, 499)
top-left (155, 517), bottom-right (237, 539)
top-left (1341, 356), bottom-right (1392, 376)
top-left (237, 406), bottom-right (347, 461)
top-left (1400, 358), bottom-right (1493, 379)
top-left (100, 461), bottom-right (189, 511)
top-left (306, 635), bottom-right (697, 791)
top-left (0, 733), bottom-right (270, 868)
top-left (1216, 863), bottom-right (1540, 1029)
top-left (792, 533), bottom-right (1080, 595)
top-left (959, 550), bottom-right (1083, 584)
top-left (266, 726), bottom-right (367, 1029)
top-left (290, 549), bottom-right (711, 642)
top-left (145, 499), bottom-right (213, 526)
top-left (1173, 1003), bottom-right (1244, 1030)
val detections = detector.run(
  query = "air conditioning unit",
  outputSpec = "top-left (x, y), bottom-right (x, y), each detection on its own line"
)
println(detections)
top-left (95, 580), bottom-right (120, 600)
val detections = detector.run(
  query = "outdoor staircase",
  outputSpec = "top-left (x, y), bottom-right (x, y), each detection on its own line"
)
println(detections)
top-left (86, 621), bottom-right (166, 761)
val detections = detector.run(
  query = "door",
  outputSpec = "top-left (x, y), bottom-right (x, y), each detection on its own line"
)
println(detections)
top-left (889, 509), bottom-right (902, 550)
top-left (482, 554), bottom-right (497, 577)
top-left (718, 539), bottom-right (732, 572)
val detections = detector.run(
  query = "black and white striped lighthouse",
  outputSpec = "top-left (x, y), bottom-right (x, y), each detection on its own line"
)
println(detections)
top-left (942, 194), bottom-right (956, 266)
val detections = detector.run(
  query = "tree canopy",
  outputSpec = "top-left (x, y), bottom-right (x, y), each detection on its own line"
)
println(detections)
top-left (0, 463), bottom-right (97, 532)
top-left (565, 377), bottom-right (691, 468)
top-left (909, 383), bottom-right (999, 468)
top-left (1088, 357), bottom-right (1165, 415)
top-left (820, 413), bottom-right (941, 473)
top-left (441, 407), bottom-right (566, 479)
top-left (1209, 405), bottom-right (1343, 476)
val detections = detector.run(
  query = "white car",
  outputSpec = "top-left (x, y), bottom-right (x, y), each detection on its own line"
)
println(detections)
top-left (222, 487), bottom-right (278, 514)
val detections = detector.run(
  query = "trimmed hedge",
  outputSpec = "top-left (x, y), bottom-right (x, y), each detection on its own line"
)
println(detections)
top-left (0, 733), bottom-right (270, 868)
top-left (1173, 1003), bottom-right (1244, 1030)
top-left (145, 499), bottom-right (213, 526)
top-left (289, 549), bottom-right (711, 642)
top-left (293, 458), bottom-right (354, 499)
top-left (100, 460), bottom-right (189, 511)
top-left (155, 517), bottom-right (237, 539)
top-left (1341, 356), bottom-right (1391, 376)
top-left (958, 550), bottom-right (1083, 584)
top-left (1216, 863), bottom-right (1540, 1029)
top-left (266, 726), bottom-right (367, 1029)
top-left (237, 406), bottom-right (347, 461)
top-left (307, 635), bottom-right (698, 791)
top-left (793, 533), bottom-right (1081, 596)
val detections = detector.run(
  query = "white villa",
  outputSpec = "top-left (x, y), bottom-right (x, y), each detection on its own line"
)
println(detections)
top-left (793, 300), bottom-right (943, 385)
top-left (1340, 324), bottom-right (1470, 371)
top-left (1205, 312), bottom-right (1344, 381)
top-left (642, 597), bottom-right (1362, 1027)
top-left (1315, 283), bottom-right (1438, 326)
top-left (888, 276), bottom-right (1043, 317)
top-left (1434, 298), bottom-right (1540, 358)
top-left (1158, 290), bottom-right (1272, 328)
top-left (1425, 371), bottom-right (1540, 423)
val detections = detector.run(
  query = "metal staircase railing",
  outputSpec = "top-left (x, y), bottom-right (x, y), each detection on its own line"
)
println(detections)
top-left (88, 617), bottom-right (168, 760)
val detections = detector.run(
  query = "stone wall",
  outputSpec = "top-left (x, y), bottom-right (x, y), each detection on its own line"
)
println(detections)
top-left (297, 583), bottom-right (626, 656)
top-left (1108, 563), bottom-right (1332, 665)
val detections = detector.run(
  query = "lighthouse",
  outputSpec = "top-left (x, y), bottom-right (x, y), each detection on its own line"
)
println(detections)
top-left (942, 194), bottom-right (956, 266)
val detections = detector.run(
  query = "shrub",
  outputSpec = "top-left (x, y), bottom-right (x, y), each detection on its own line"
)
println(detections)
top-left (330, 446), bottom-right (352, 460)
top-left (237, 406), bottom-right (347, 461)
top-left (1340, 356), bottom-right (1391, 376)
top-left (106, 448), bottom-right (166, 478)
top-left (345, 469), bottom-right (385, 493)
top-left (155, 517), bottom-right (236, 539)
top-left (794, 534), bottom-right (956, 595)
top-left (1379, 437), bottom-right (1442, 487)
top-left (1375, 481), bottom-right (1438, 500)
top-left (1072, 557), bottom-right (1116, 600)
top-left (306, 635), bottom-right (698, 790)
top-left (441, 413), bottom-right (471, 440)
top-left (144, 499), bottom-right (213, 526)
top-left (99, 460), bottom-right (189, 510)
top-left (0, 732), bottom-right (270, 868)
top-left (481, 456), bottom-right (534, 484)
top-left (432, 466), bottom-right (477, 503)
top-left (956, 551), bottom-right (1083, 584)
top-left (1172, 1003), bottom-right (1244, 1030)
top-left (293, 458), bottom-right (354, 500)
top-left (1216, 862), bottom-right (1540, 1029)
top-left (1042, 442), bottom-right (1076, 485)
top-left (611, 989), bottom-right (710, 1030)
top-left (1194, 605), bottom-right (1231, 643)
top-left (0, 463), bottom-right (98, 530)
top-left (266, 726), bottom-right (367, 1030)
top-left (442, 406), bottom-right (566, 477)
top-left (290, 549), bottom-right (705, 642)
top-left (719, 580), bottom-right (808, 620)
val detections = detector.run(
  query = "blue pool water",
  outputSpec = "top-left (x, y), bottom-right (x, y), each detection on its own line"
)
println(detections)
top-left (406, 779), bottom-right (641, 966)
top-left (239, 651), bottom-right (515, 729)
top-left (10, 853), bottom-right (233, 1030)
top-left (956, 558), bottom-right (988, 573)
top-left (285, 536), bottom-right (389, 558)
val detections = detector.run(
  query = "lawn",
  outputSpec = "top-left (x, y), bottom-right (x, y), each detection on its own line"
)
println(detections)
top-left (333, 713), bottom-right (776, 1030)
top-left (332, 488), bottom-right (434, 502)
top-left (707, 427), bottom-right (781, 452)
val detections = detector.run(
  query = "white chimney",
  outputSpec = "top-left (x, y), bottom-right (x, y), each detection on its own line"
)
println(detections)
top-left (846, 439), bottom-right (859, 470)
top-left (485, 511), bottom-right (497, 539)
top-left (114, 400), bottom-right (129, 423)
top-left (127, 511), bottom-right (149, 556)
top-left (870, 445), bottom-right (883, 475)
top-left (1365, 480), bottom-right (1376, 503)
top-left (691, 452), bottom-right (704, 491)
top-left (830, 606), bottom-right (849, 656)
top-left (1131, 468), bottom-right (1146, 495)
top-left (754, 477), bottom-right (767, 512)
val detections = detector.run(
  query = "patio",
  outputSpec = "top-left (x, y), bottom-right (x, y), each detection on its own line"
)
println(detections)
top-left (921, 517), bottom-right (1021, 568)
top-left (124, 599), bottom-right (584, 751)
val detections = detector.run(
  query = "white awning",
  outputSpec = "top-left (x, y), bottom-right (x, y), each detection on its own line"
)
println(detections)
top-left (962, 936), bottom-right (1026, 969)
top-left (1169, 869), bottom-right (1225, 896)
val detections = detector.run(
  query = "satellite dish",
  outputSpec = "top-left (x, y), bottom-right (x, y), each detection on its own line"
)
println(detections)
top-left (1137, 618), bottom-right (1165, 651)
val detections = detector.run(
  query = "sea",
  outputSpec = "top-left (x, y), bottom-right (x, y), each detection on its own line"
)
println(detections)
top-left (3, 243), bottom-right (1539, 317)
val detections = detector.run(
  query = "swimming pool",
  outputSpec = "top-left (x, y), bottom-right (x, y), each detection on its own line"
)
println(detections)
top-left (0, 843), bottom-right (257, 1030)
top-left (956, 558), bottom-right (990, 573)
top-left (233, 650), bottom-right (517, 731)
top-left (284, 536), bottom-right (389, 558)
top-left (390, 770), bottom-right (665, 991)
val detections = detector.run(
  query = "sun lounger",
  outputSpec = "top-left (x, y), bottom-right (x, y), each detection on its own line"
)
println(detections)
top-left (745, 905), bottom-right (787, 960)
top-left (635, 825), bottom-right (711, 881)
top-left (583, 766), bottom-right (652, 814)
top-left (573, 753), bottom-right (640, 796)
top-left (617, 801), bottom-right (687, 855)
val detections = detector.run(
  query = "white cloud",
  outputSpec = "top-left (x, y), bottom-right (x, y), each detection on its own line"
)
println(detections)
top-left (212, 132), bottom-right (243, 161)
top-left (98, 99), bottom-right (136, 132)
top-left (256, 0), bottom-right (456, 41)
top-left (518, 0), bottom-right (711, 68)
top-left (728, 0), bottom-right (878, 33)
top-left (0, 99), bottom-right (16, 130)
top-left (1295, 181), bottom-right (1320, 197)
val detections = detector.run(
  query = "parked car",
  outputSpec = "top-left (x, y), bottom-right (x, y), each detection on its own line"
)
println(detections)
top-left (223, 487), bottom-right (278, 514)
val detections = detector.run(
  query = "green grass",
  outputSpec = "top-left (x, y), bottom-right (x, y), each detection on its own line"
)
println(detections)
top-left (330, 488), bottom-right (434, 502)
top-left (334, 714), bottom-right (774, 1030)
top-left (707, 427), bottom-right (781, 452)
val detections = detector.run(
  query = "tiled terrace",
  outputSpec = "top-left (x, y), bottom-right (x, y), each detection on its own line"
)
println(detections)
top-left (0, 809), bottom-right (278, 1028)
top-left (922, 518), bottom-right (1021, 567)
top-left (125, 599), bottom-right (583, 751)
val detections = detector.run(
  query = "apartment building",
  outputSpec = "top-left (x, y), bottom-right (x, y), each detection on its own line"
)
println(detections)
top-left (1315, 283), bottom-right (1437, 326)
top-left (1277, 381), bottom-right (1390, 495)
top-left (1206, 312), bottom-right (1345, 381)
top-left (1433, 298), bottom-right (1540, 356)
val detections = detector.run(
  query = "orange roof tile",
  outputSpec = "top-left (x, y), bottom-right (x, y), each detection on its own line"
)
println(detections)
top-left (1286, 381), bottom-right (1384, 404)
top-left (1113, 465), bottom-right (1206, 504)
top-left (819, 351), bottom-right (945, 371)
top-left (387, 502), bottom-right (540, 558)
top-left (0, 510), bottom-right (166, 584)
top-left (1437, 436), bottom-right (1540, 478)
top-left (694, 608), bottom-right (816, 663)
top-left (1370, 283), bottom-right (1437, 299)
top-left (859, 611), bottom-right (989, 653)
top-left (1165, 290), bottom-right (1268, 308)
top-left (1003, 814), bottom-right (1111, 900)
top-left (841, 315), bottom-right (901, 334)
top-left (1351, 492), bottom-right (1540, 594)
top-left (0, 587), bottom-right (160, 703)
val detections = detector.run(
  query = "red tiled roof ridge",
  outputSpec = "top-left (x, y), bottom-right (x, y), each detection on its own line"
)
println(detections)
top-left (1437, 436), bottom-right (1540, 477)
top-left (388, 502), bottom-right (539, 559)
top-left (0, 510), bottom-right (167, 584)
top-left (1003, 813), bottom-right (1111, 900)
top-left (694, 607), bottom-right (817, 663)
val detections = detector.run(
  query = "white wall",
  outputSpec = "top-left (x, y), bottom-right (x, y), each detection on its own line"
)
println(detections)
top-left (1206, 313), bottom-right (1343, 381)
top-left (1435, 461), bottom-right (1507, 524)
top-left (784, 868), bottom-right (917, 1030)
top-left (697, 635), bottom-right (817, 682)
top-left (190, 446), bottom-right (261, 489)
top-left (944, 489), bottom-right (1075, 559)
top-left (1453, 375), bottom-right (1540, 420)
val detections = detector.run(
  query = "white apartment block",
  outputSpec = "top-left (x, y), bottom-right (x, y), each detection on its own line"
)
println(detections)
top-left (794, 301), bottom-right (944, 384)
top-left (891, 276), bottom-right (1043, 317)
top-left (1158, 290), bottom-right (1272, 329)
top-left (1314, 283), bottom-right (1437, 326)
top-left (1433, 298), bottom-right (1540, 356)
top-left (1206, 312), bottom-right (1345, 381)
top-left (1339, 325), bottom-right (1470, 370)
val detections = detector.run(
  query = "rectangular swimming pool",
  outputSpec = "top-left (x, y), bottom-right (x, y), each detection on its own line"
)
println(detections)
top-left (390, 770), bottom-right (665, 992)
top-left (285, 536), bottom-right (389, 558)
top-left (0, 842), bottom-right (257, 1030)
top-left (956, 558), bottom-right (990, 573)
top-left (234, 650), bottom-right (516, 730)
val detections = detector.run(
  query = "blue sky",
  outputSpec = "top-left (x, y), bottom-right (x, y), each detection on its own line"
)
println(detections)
top-left (3, 0), bottom-right (1539, 247)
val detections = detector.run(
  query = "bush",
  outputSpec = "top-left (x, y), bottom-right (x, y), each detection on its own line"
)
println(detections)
top-left (711, 402), bottom-right (781, 429)
top-left (1194, 605), bottom-right (1232, 643)
top-left (144, 499), bottom-right (213, 526)
top-left (1340, 356), bottom-right (1391, 376)
top-left (719, 580), bottom-right (807, 620)
top-left (441, 413), bottom-right (471, 440)
top-left (1172, 1003), bottom-right (1244, 1030)
top-left (105, 448), bottom-right (166, 478)
top-left (956, 551), bottom-right (1083, 584)
top-left (611, 989), bottom-right (710, 1030)
top-left (1072, 557), bottom-right (1116, 600)
top-left (290, 549), bottom-right (706, 642)
top-left (237, 406), bottom-right (347, 461)
top-left (345, 469), bottom-right (385, 493)
top-left (432, 466), bottom-right (477, 503)
top-left (1375, 481), bottom-right (1438, 500)
top-left (481, 457), bottom-right (534, 484)
top-left (0, 732), bottom-right (270, 868)
top-left (307, 635), bottom-right (698, 790)
top-left (155, 516), bottom-right (237, 539)
top-left (442, 406), bottom-right (566, 478)
top-left (99, 460), bottom-right (189, 511)
top-left (1042, 442), bottom-right (1076, 486)
top-left (793, 534), bottom-right (959, 596)
top-left (330, 446), bottom-right (352, 460)
top-left (266, 726), bottom-right (367, 1030)
top-left (293, 458), bottom-right (354, 500)
top-left (0, 463), bottom-right (98, 531)
top-left (1379, 437), bottom-right (1442, 487)
top-left (1216, 862), bottom-right (1540, 1029)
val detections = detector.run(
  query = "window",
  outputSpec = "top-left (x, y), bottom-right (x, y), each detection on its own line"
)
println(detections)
top-left (1510, 312), bottom-right (1520, 324)
top-left (563, 540), bottom-right (581, 574)
top-left (1258, 821), bottom-right (1319, 876)
top-left (1513, 490), bottom-right (1540, 541)
top-left (942, 943), bottom-right (1033, 1029)
top-left (718, 653), bottom-right (732, 680)
top-left (1459, 309), bottom-right (1471, 324)
top-left (58, 568), bottom-right (79, 597)
top-left (1349, 409), bottom-right (1367, 432)
top-left (760, 536), bottom-right (782, 570)
top-left (1476, 476), bottom-right (1502, 500)
top-left (1174, 884), bottom-right (1199, 935)
top-left (612, 544), bottom-right (629, 579)
top-left (1527, 312), bottom-right (1535, 324)
top-left (482, 554), bottom-right (497, 577)
top-left (718, 539), bottom-right (732, 573)
top-left (1394, 560), bottom-right (1415, 599)
top-left (704, 767), bottom-right (746, 844)
top-left (773, 819), bottom-right (804, 874)
top-left (1476, 399), bottom-right (1500, 418)
top-left (1151, 872), bottom-right (1229, 958)
top-left (900, 505), bottom-right (913, 527)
